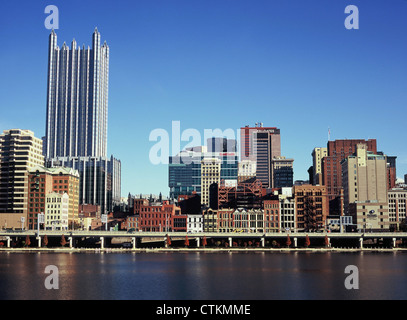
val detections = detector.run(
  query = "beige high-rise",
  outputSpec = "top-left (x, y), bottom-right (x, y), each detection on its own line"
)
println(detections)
top-left (0, 129), bottom-right (44, 228)
top-left (201, 158), bottom-right (221, 206)
top-left (312, 147), bottom-right (327, 185)
top-left (342, 144), bottom-right (389, 230)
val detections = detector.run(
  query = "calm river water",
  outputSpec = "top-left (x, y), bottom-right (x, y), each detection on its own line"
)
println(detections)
top-left (0, 251), bottom-right (406, 300)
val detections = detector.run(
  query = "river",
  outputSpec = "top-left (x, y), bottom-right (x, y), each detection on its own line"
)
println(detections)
top-left (0, 251), bottom-right (406, 300)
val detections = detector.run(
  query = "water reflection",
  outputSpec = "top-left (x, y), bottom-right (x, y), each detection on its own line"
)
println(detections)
top-left (0, 252), bottom-right (406, 299)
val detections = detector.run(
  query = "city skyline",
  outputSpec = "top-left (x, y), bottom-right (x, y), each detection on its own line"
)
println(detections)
top-left (1, 0), bottom-right (407, 197)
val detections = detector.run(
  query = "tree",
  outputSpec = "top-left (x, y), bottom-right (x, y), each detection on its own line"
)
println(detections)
top-left (60, 234), bottom-right (67, 247)
top-left (184, 235), bottom-right (189, 247)
top-left (43, 235), bottom-right (48, 247)
top-left (202, 236), bottom-right (207, 248)
top-left (304, 235), bottom-right (311, 248)
top-left (166, 234), bottom-right (171, 247)
top-left (286, 235), bottom-right (292, 248)
top-left (25, 235), bottom-right (31, 247)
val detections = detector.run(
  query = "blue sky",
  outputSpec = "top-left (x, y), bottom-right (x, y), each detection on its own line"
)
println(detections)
top-left (0, 0), bottom-right (406, 197)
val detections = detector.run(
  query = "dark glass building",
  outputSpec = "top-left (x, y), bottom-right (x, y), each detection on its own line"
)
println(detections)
top-left (168, 138), bottom-right (238, 201)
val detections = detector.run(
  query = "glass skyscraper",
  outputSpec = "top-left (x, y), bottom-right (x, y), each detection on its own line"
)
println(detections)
top-left (44, 29), bottom-right (120, 213)
top-left (45, 28), bottom-right (109, 159)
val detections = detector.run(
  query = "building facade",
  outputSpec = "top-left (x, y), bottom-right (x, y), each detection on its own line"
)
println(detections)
top-left (240, 124), bottom-right (281, 188)
top-left (293, 184), bottom-right (329, 232)
top-left (233, 208), bottom-right (264, 233)
top-left (311, 147), bottom-right (327, 185)
top-left (271, 157), bottom-right (294, 188)
top-left (187, 214), bottom-right (203, 233)
top-left (44, 192), bottom-right (69, 231)
top-left (342, 144), bottom-right (389, 230)
top-left (388, 188), bottom-right (407, 231)
top-left (45, 156), bottom-right (121, 214)
top-left (238, 160), bottom-right (256, 183)
top-left (45, 29), bottom-right (109, 159)
top-left (322, 139), bottom-right (377, 215)
top-left (200, 158), bottom-right (221, 206)
top-left (28, 166), bottom-right (80, 230)
top-left (0, 129), bottom-right (44, 228)
top-left (278, 188), bottom-right (296, 231)
top-left (263, 196), bottom-right (280, 233)
top-left (139, 201), bottom-right (182, 232)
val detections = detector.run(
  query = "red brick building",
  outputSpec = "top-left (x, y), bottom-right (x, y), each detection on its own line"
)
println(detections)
top-left (139, 201), bottom-right (184, 232)
top-left (293, 185), bottom-right (329, 232)
top-left (263, 195), bottom-right (280, 233)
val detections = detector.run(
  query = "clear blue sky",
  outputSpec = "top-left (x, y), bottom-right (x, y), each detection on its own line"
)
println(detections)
top-left (1, 0), bottom-right (406, 197)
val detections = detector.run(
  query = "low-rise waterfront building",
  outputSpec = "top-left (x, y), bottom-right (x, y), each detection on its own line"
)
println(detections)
top-left (44, 192), bottom-right (69, 231)
top-left (187, 214), bottom-right (203, 233)
top-left (388, 188), bottom-right (407, 231)
top-left (293, 184), bottom-right (329, 232)
top-left (139, 201), bottom-right (182, 232)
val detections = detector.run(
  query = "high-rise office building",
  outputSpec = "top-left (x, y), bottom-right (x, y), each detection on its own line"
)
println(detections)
top-left (322, 139), bottom-right (377, 215)
top-left (240, 124), bottom-right (281, 162)
top-left (200, 158), bottom-right (221, 206)
top-left (45, 28), bottom-right (109, 159)
top-left (44, 29), bottom-right (121, 212)
top-left (169, 148), bottom-right (206, 200)
top-left (0, 130), bottom-right (44, 220)
top-left (271, 157), bottom-right (294, 188)
top-left (168, 138), bottom-right (238, 200)
top-left (342, 144), bottom-right (389, 230)
top-left (240, 124), bottom-right (281, 189)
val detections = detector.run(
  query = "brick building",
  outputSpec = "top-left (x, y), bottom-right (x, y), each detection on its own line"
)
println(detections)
top-left (293, 184), bottom-right (329, 232)
top-left (139, 201), bottom-right (183, 232)
top-left (27, 166), bottom-right (79, 230)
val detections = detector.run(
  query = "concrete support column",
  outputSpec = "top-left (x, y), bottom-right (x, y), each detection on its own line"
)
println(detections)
top-left (68, 237), bottom-right (73, 248)
top-left (36, 236), bottom-right (41, 248)
top-left (261, 237), bottom-right (265, 248)
top-left (196, 237), bottom-right (200, 248)
top-left (392, 238), bottom-right (396, 248)
top-left (132, 237), bottom-right (136, 249)
top-left (100, 237), bottom-right (104, 249)
top-left (359, 237), bottom-right (363, 249)
top-left (294, 237), bottom-right (297, 248)
top-left (6, 236), bottom-right (10, 248)
top-left (228, 237), bottom-right (232, 247)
